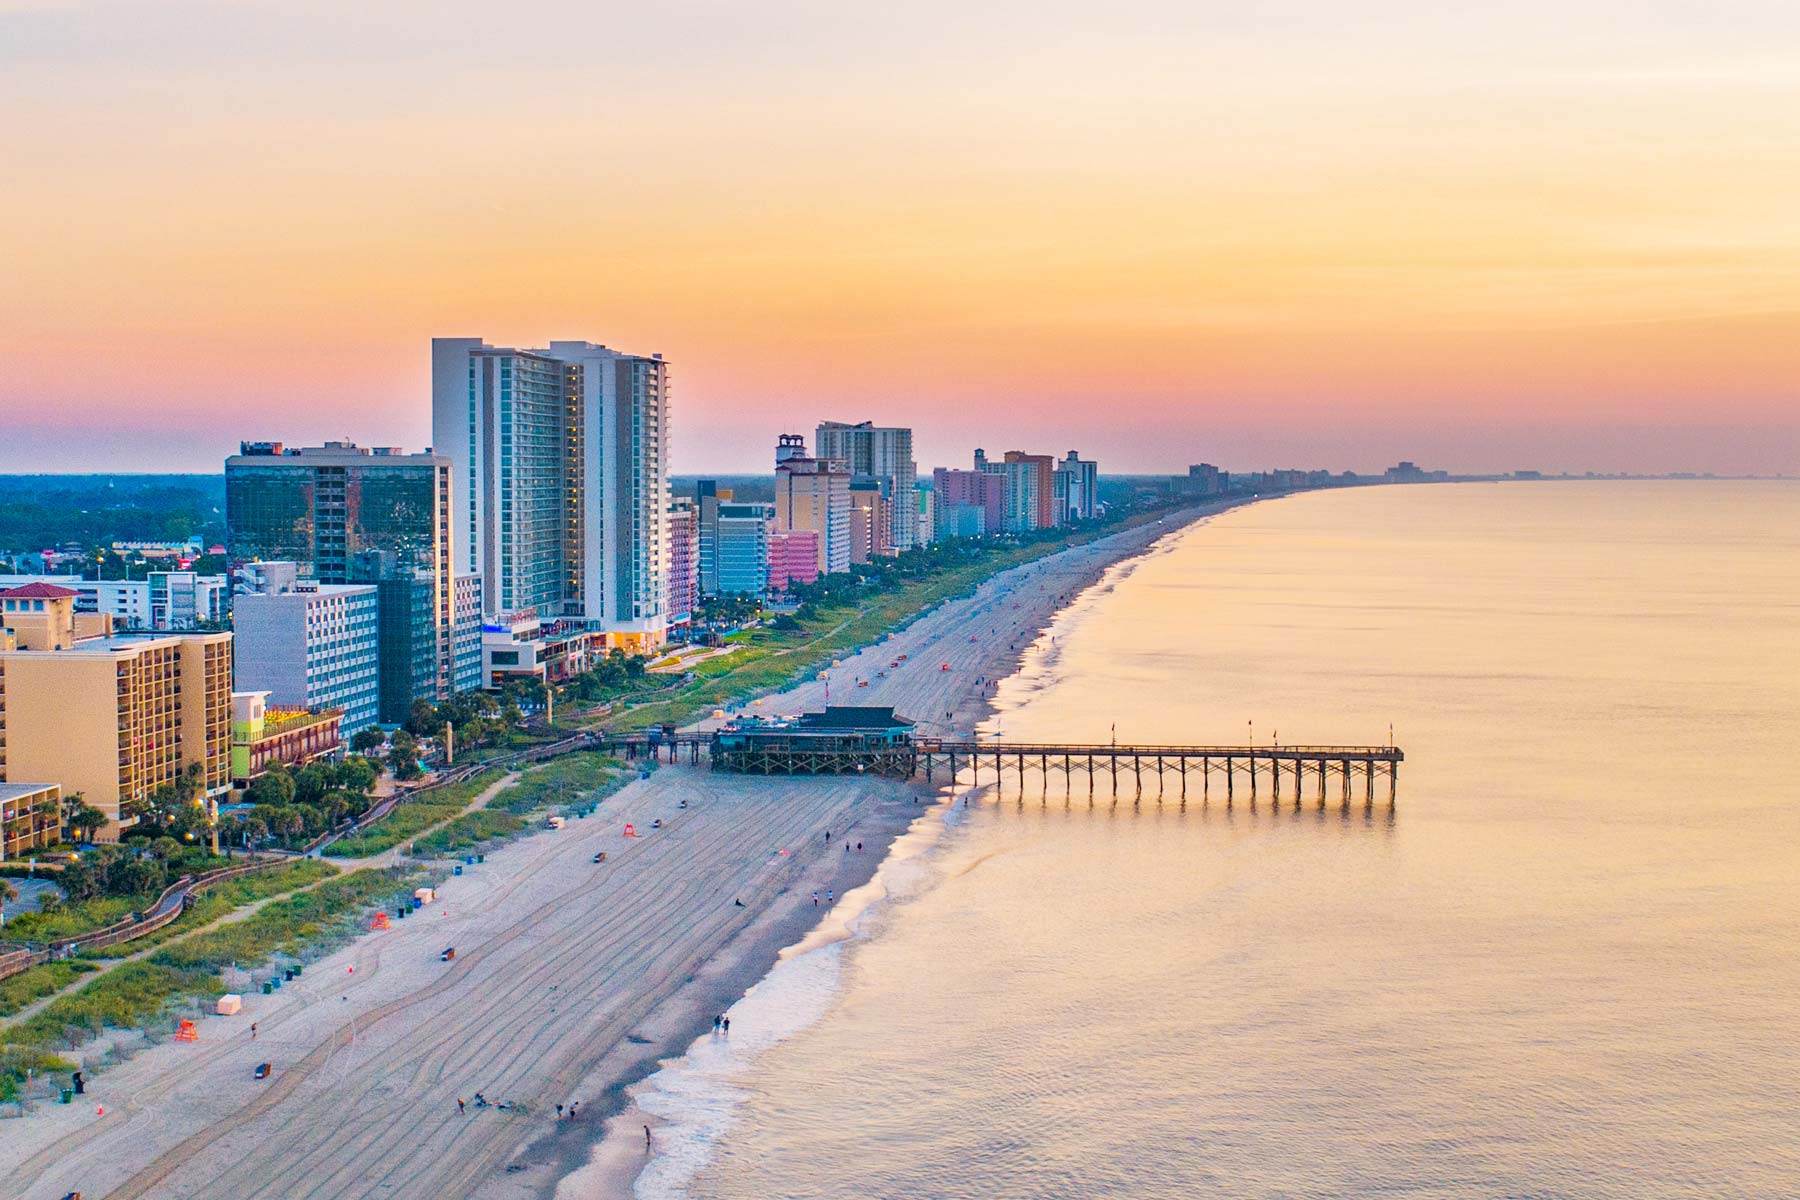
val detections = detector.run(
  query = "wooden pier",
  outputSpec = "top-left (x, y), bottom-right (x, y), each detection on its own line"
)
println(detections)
top-left (585, 715), bottom-right (1403, 807)
top-left (913, 740), bottom-right (1402, 806)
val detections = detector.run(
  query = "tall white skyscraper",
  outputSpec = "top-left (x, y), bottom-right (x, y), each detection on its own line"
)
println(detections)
top-left (814, 421), bottom-right (918, 549)
top-left (431, 337), bottom-right (670, 650)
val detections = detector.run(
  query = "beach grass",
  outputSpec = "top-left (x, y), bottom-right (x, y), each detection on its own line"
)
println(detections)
top-left (3, 868), bottom-right (415, 1054)
top-left (87, 859), bottom-right (344, 959)
top-left (0, 1046), bottom-right (76, 1103)
top-left (407, 810), bottom-right (525, 856)
top-left (487, 752), bottom-right (629, 815)
top-left (0, 960), bottom-right (98, 1019)
top-left (322, 771), bottom-right (498, 858)
top-left (2, 896), bottom-right (141, 945)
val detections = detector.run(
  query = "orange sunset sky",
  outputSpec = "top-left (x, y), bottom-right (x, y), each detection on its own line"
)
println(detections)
top-left (2, 0), bottom-right (1797, 474)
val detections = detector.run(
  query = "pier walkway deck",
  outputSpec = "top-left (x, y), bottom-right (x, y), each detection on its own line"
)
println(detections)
top-left (589, 728), bottom-right (1403, 806)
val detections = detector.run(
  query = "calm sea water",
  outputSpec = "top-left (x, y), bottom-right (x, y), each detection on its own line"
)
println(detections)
top-left (636, 481), bottom-right (1800, 1200)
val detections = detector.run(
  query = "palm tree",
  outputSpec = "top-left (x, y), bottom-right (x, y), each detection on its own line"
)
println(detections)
top-left (0, 878), bottom-right (18, 929)
top-left (60, 792), bottom-right (108, 844)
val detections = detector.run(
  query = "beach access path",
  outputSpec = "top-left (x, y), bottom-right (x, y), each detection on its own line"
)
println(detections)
top-left (0, 499), bottom-right (1243, 1200)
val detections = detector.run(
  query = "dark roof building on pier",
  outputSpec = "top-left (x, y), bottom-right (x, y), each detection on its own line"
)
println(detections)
top-left (712, 706), bottom-right (916, 776)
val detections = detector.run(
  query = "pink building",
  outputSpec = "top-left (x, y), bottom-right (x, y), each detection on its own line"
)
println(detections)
top-left (931, 467), bottom-right (1005, 537)
top-left (667, 499), bottom-right (698, 630)
top-left (768, 528), bottom-right (821, 594)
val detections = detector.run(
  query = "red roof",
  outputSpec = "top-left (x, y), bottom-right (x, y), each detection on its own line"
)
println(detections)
top-left (0, 581), bottom-right (82, 599)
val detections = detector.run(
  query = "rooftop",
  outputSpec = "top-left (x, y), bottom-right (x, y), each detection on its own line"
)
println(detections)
top-left (0, 782), bottom-right (60, 805)
top-left (793, 706), bottom-right (914, 731)
top-left (0, 581), bottom-right (81, 599)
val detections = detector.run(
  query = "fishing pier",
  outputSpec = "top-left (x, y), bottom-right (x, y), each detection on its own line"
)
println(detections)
top-left (914, 739), bottom-right (1401, 805)
top-left (682, 707), bottom-right (1404, 806)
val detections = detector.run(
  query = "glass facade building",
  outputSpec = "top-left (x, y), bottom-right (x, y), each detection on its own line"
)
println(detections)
top-left (226, 441), bottom-right (458, 723)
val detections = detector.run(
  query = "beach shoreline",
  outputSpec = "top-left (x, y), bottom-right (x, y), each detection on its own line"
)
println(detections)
top-left (556, 496), bottom-right (1254, 1200)
top-left (0, 496), bottom-right (1252, 1200)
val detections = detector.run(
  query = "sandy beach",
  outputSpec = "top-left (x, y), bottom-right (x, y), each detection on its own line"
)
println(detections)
top-left (0, 499), bottom-right (1243, 1200)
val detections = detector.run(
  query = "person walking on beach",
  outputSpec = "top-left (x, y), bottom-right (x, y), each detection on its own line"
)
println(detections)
top-left (556, 1103), bottom-right (564, 1119)
top-left (570, 1101), bottom-right (580, 1118)
top-left (856, 841), bottom-right (863, 853)
top-left (250, 1022), bottom-right (257, 1040)
top-left (723, 1016), bottom-right (730, 1033)
top-left (457, 1098), bottom-right (466, 1115)
top-left (713, 1014), bottom-right (722, 1031)
top-left (812, 890), bottom-right (819, 905)
top-left (645, 1124), bottom-right (653, 1148)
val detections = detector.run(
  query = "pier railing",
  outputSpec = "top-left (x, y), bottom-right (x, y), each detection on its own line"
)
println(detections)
top-left (915, 740), bottom-right (1401, 804)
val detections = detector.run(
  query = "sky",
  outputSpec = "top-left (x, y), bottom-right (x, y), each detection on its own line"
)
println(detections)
top-left (2, 0), bottom-right (1797, 476)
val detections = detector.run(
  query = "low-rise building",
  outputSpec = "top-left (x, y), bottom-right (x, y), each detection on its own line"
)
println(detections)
top-left (0, 583), bottom-right (232, 840)
top-left (0, 573), bottom-right (228, 631)
top-left (481, 612), bottom-right (606, 689)
top-left (0, 782), bottom-right (61, 860)
top-left (230, 692), bottom-right (343, 784)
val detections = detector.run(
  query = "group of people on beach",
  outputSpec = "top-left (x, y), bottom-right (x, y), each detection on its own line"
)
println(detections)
top-left (811, 889), bottom-right (834, 905)
top-left (712, 1013), bottom-right (731, 1033)
top-left (455, 1092), bottom-right (519, 1115)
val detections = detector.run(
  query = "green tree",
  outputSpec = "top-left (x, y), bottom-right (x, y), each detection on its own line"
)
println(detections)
top-left (60, 793), bottom-right (108, 843)
top-left (239, 815), bottom-right (269, 849)
top-left (388, 730), bottom-right (422, 780)
top-left (334, 757), bottom-right (378, 795)
top-left (350, 727), bottom-right (386, 755)
top-left (404, 699), bottom-right (442, 738)
top-left (245, 768), bottom-right (296, 809)
top-left (293, 762), bottom-right (334, 807)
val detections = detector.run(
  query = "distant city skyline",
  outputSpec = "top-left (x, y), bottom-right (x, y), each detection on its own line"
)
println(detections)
top-left (3, 2), bottom-right (1797, 476)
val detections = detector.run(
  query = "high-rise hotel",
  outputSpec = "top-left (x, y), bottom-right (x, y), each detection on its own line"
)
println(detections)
top-left (431, 339), bottom-right (671, 650)
top-left (814, 421), bottom-right (918, 549)
top-left (225, 441), bottom-right (467, 723)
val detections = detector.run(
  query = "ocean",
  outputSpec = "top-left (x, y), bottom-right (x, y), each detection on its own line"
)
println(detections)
top-left (623, 481), bottom-right (1800, 1199)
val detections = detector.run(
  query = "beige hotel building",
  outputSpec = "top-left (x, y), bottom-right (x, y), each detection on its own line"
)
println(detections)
top-left (0, 582), bottom-right (232, 841)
